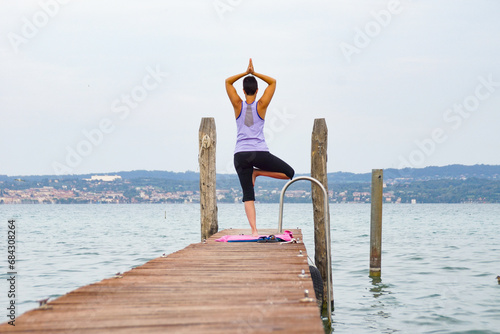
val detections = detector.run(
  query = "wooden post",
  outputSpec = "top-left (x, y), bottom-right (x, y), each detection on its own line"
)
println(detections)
top-left (311, 118), bottom-right (333, 312)
top-left (199, 117), bottom-right (218, 241)
top-left (370, 169), bottom-right (383, 277)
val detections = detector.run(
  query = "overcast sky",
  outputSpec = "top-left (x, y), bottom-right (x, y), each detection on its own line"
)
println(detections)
top-left (1, 0), bottom-right (500, 176)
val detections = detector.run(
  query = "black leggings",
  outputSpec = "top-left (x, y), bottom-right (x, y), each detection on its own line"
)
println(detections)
top-left (234, 151), bottom-right (295, 202)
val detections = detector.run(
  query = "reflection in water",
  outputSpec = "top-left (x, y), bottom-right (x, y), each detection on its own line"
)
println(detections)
top-left (370, 276), bottom-right (391, 299)
top-left (5, 204), bottom-right (500, 333)
top-left (368, 276), bottom-right (396, 331)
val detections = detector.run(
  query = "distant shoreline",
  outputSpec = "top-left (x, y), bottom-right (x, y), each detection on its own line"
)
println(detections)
top-left (2, 165), bottom-right (500, 204)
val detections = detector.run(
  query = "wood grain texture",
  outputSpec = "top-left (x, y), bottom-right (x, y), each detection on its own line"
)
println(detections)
top-left (370, 169), bottom-right (383, 277)
top-left (311, 118), bottom-right (332, 309)
top-left (199, 117), bottom-right (218, 241)
top-left (1, 229), bottom-right (323, 333)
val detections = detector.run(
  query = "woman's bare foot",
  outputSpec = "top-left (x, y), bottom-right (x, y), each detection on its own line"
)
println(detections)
top-left (252, 230), bottom-right (259, 237)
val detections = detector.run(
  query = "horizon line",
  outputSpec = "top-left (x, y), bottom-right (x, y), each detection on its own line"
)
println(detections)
top-left (1, 163), bottom-right (499, 178)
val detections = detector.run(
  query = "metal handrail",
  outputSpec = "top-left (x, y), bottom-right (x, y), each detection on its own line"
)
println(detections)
top-left (277, 176), bottom-right (332, 326)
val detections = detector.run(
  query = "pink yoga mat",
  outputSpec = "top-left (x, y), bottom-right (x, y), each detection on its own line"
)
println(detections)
top-left (215, 230), bottom-right (293, 242)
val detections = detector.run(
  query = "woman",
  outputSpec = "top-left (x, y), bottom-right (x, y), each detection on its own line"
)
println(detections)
top-left (225, 59), bottom-right (294, 237)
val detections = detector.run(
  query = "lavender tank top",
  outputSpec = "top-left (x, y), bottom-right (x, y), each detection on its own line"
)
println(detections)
top-left (234, 101), bottom-right (269, 153)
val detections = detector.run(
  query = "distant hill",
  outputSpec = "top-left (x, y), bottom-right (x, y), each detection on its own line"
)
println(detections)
top-left (3, 164), bottom-right (500, 183)
top-left (3, 164), bottom-right (500, 203)
top-left (381, 164), bottom-right (500, 182)
top-left (115, 170), bottom-right (200, 181)
top-left (248, 164), bottom-right (500, 186)
top-left (327, 164), bottom-right (500, 183)
top-left (4, 170), bottom-right (203, 182)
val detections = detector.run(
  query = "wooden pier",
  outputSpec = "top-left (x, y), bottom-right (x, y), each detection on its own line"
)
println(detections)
top-left (1, 228), bottom-right (324, 333)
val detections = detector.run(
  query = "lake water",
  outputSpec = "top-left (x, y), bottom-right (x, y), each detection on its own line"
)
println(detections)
top-left (1, 203), bottom-right (499, 333)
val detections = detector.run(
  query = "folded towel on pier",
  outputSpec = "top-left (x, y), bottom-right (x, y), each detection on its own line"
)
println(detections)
top-left (215, 230), bottom-right (293, 243)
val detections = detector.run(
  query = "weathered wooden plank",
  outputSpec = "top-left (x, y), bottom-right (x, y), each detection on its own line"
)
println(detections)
top-left (1, 229), bottom-right (323, 333)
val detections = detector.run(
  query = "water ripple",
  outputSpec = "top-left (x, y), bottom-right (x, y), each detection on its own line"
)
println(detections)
top-left (2, 203), bottom-right (500, 333)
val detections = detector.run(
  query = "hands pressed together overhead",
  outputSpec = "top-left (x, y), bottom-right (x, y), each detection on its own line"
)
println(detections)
top-left (246, 58), bottom-right (254, 75)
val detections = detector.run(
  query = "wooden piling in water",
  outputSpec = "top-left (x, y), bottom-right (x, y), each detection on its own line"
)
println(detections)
top-left (199, 117), bottom-right (218, 241)
top-left (370, 169), bottom-right (383, 277)
top-left (310, 118), bottom-right (333, 311)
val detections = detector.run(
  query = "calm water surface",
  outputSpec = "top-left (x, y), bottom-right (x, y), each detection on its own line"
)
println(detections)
top-left (1, 203), bottom-right (499, 333)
